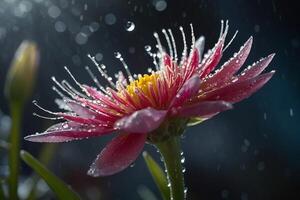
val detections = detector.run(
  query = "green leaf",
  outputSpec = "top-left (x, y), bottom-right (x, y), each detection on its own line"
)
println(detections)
top-left (20, 150), bottom-right (80, 200)
top-left (187, 117), bottom-right (204, 126)
top-left (142, 151), bottom-right (170, 200)
top-left (26, 144), bottom-right (57, 200)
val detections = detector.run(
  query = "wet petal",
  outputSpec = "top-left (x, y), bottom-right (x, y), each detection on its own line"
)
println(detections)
top-left (87, 133), bottom-right (146, 176)
top-left (202, 37), bottom-right (253, 90)
top-left (237, 53), bottom-right (275, 82)
top-left (199, 37), bottom-right (225, 78)
top-left (24, 122), bottom-right (114, 143)
top-left (169, 75), bottom-right (201, 108)
top-left (114, 107), bottom-right (167, 133)
top-left (177, 101), bottom-right (233, 117)
top-left (202, 71), bottom-right (275, 103)
top-left (67, 101), bottom-right (96, 118)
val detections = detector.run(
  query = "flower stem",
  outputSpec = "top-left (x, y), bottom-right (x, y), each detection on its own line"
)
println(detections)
top-left (8, 102), bottom-right (23, 200)
top-left (156, 136), bottom-right (185, 200)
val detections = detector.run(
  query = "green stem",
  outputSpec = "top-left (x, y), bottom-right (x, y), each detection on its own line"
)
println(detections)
top-left (8, 102), bottom-right (23, 200)
top-left (156, 136), bottom-right (185, 200)
top-left (0, 180), bottom-right (5, 200)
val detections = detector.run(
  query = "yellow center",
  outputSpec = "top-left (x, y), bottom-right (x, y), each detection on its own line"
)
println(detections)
top-left (125, 73), bottom-right (159, 102)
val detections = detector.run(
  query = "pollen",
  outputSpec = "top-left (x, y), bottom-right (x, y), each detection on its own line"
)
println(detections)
top-left (126, 73), bottom-right (159, 101)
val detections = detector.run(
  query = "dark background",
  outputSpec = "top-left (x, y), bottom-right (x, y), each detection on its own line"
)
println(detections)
top-left (0, 0), bottom-right (299, 199)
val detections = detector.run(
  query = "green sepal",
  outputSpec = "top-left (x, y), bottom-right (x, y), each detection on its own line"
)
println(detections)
top-left (20, 150), bottom-right (80, 200)
top-left (142, 151), bottom-right (170, 200)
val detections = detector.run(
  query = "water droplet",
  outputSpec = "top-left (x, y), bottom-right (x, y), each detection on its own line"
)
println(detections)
top-left (263, 112), bottom-right (267, 120)
top-left (181, 157), bottom-right (185, 163)
top-left (75, 32), bottom-right (88, 45)
top-left (48, 5), bottom-right (61, 18)
top-left (125, 21), bottom-right (135, 32)
top-left (114, 52), bottom-right (122, 59)
top-left (104, 13), bottom-right (117, 25)
top-left (84, 3), bottom-right (88, 11)
top-left (54, 21), bottom-right (66, 33)
top-left (154, 0), bottom-right (167, 12)
top-left (144, 45), bottom-right (152, 52)
top-left (95, 53), bottom-right (103, 61)
top-left (289, 108), bottom-right (294, 117)
top-left (244, 139), bottom-right (250, 146)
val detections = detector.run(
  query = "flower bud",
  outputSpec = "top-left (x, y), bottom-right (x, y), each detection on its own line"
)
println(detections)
top-left (5, 41), bottom-right (39, 104)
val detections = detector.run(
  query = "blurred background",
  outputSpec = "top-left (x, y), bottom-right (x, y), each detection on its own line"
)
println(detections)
top-left (0, 0), bottom-right (299, 199)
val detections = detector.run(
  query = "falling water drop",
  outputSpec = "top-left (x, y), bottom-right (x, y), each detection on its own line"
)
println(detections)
top-left (125, 21), bottom-right (135, 32)
top-left (84, 3), bottom-right (88, 11)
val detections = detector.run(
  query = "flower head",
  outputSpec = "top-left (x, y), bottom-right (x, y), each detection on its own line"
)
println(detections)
top-left (25, 21), bottom-right (275, 176)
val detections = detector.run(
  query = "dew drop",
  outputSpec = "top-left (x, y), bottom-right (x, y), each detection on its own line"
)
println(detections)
top-left (114, 52), bottom-right (122, 59)
top-left (125, 21), bottom-right (135, 32)
top-left (181, 157), bottom-right (185, 163)
top-left (144, 45), bottom-right (152, 52)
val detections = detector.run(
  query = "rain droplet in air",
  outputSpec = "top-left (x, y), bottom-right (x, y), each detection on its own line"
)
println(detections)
top-left (125, 21), bottom-right (135, 32)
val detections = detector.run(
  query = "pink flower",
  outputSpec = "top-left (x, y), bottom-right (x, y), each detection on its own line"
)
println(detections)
top-left (25, 21), bottom-right (275, 176)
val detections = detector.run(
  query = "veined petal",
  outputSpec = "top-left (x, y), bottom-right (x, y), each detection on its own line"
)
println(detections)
top-left (169, 75), bottom-right (201, 108)
top-left (201, 71), bottom-right (275, 103)
top-left (24, 122), bottom-right (114, 143)
top-left (87, 133), bottom-right (146, 176)
top-left (237, 53), bottom-right (275, 82)
top-left (177, 101), bottom-right (233, 117)
top-left (114, 108), bottom-right (167, 133)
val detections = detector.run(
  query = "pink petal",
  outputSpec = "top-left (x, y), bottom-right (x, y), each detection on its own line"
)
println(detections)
top-left (237, 53), bottom-right (275, 82)
top-left (177, 101), bottom-right (233, 118)
top-left (67, 101), bottom-right (96, 118)
top-left (184, 49), bottom-right (200, 80)
top-left (24, 122), bottom-right (114, 143)
top-left (199, 38), bottom-right (225, 78)
top-left (87, 133), bottom-right (146, 176)
top-left (169, 75), bottom-right (201, 108)
top-left (202, 37), bottom-right (253, 90)
top-left (202, 71), bottom-right (275, 103)
top-left (114, 108), bottom-right (167, 133)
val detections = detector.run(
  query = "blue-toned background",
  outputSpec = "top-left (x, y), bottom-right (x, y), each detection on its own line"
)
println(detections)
top-left (0, 0), bottom-right (299, 199)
